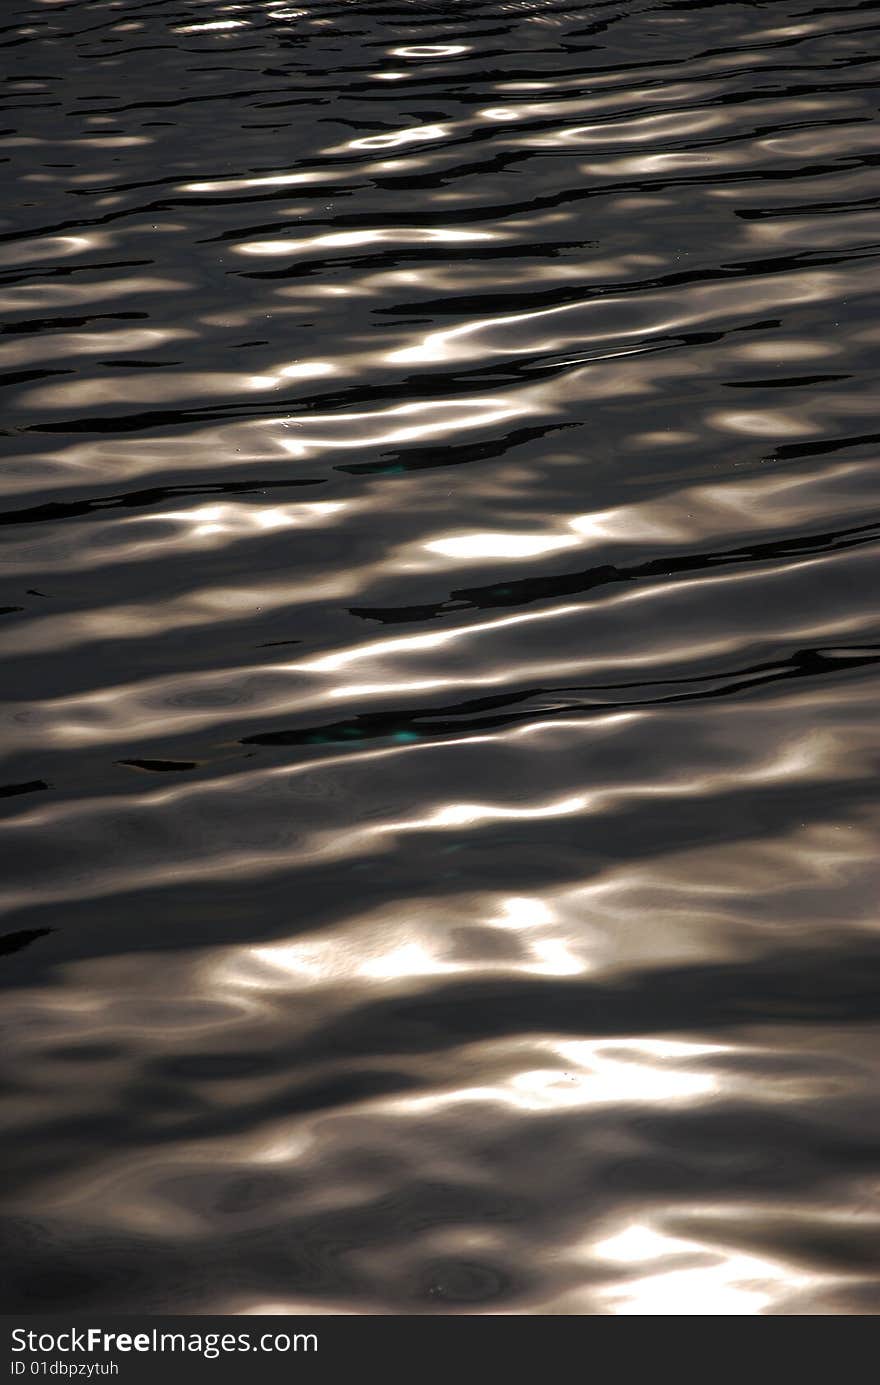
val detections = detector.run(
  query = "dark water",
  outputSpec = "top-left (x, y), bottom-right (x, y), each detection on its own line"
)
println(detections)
top-left (1, 0), bottom-right (880, 1315)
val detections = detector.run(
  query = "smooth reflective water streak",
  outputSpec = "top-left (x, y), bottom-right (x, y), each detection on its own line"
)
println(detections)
top-left (1, 0), bottom-right (880, 1316)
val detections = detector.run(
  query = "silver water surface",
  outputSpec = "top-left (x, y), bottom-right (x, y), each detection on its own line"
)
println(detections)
top-left (1, 0), bottom-right (880, 1314)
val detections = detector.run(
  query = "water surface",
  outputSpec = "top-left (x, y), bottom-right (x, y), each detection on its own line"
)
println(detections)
top-left (2, 0), bottom-right (880, 1315)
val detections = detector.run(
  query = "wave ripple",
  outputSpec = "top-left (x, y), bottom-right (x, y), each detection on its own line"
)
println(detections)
top-left (2, 0), bottom-right (880, 1315)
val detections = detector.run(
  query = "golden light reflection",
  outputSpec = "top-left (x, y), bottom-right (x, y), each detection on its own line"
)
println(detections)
top-left (513, 109), bottom-right (725, 148)
top-left (708, 408), bottom-right (816, 438)
top-left (389, 45), bottom-right (471, 59)
top-left (236, 227), bottom-right (498, 255)
top-left (378, 793), bottom-right (589, 832)
top-left (425, 532), bottom-right (581, 560)
top-left (0, 233), bottom-right (107, 267)
top-left (370, 1037), bottom-right (721, 1119)
top-left (0, 501), bottom-right (350, 575)
top-left (217, 888), bottom-right (583, 993)
top-left (385, 268), bottom-right (851, 368)
top-left (18, 371), bottom-right (286, 409)
top-left (180, 171), bottom-right (337, 193)
top-left (298, 602), bottom-right (583, 674)
top-left (278, 360), bottom-right (337, 378)
top-left (0, 326), bottom-right (194, 369)
top-left (4, 571), bottom-right (876, 739)
top-left (172, 19), bottom-right (248, 31)
top-left (134, 499), bottom-right (346, 541)
top-left (592, 1220), bottom-right (814, 1314)
top-left (277, 392), bottom-right (541, 459)
top-left (347, 124), bottom-right (450, 152)
top-left (0, 276), bottom-right (189, 313)
top-left (3, 688), bottom-right (876, 922)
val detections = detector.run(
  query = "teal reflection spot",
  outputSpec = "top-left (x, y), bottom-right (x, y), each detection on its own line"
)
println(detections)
top-left (392, 730), bottom-right (420, 743)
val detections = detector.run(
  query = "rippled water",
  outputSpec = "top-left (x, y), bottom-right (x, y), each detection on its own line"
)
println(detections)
top-left (2, 0), bottom-right (880, 1316)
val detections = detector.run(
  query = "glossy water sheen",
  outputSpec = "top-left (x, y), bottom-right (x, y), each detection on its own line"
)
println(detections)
top-left (1, 0), bottom-right (879, 1317)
